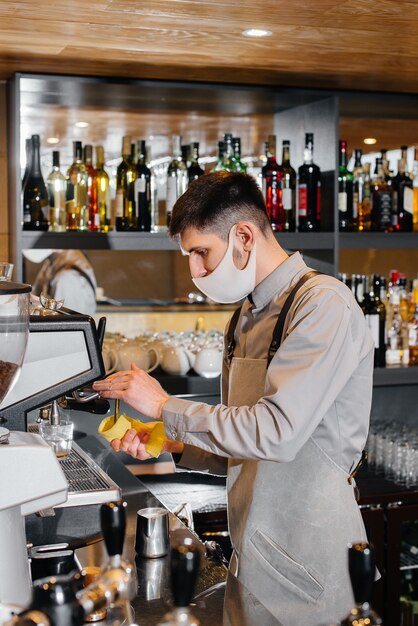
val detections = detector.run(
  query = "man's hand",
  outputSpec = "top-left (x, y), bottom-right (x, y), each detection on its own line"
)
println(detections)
top-left (92, 363), bottom-right (170, 421)
top-left (111, 426), bottom-right (184, 460)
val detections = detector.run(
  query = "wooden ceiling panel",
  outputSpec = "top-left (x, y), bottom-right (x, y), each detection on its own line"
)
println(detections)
top-left (0, 0), bottom-right (417, 94)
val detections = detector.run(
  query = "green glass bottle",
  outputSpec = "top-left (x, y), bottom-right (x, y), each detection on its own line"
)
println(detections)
top-left (116, 135), bottom-right (137, 231)
top-left (232, 137), bottom-right (247, 173)
top-left (338, 139), bottom-right (354, 231)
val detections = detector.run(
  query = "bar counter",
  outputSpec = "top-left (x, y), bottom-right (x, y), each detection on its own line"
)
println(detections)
top-left (25, 404), bottom-right (279, 625)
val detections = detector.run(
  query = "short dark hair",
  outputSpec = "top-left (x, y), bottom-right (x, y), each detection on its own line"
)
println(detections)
top-left (169, 171), bottom-right (272, 240)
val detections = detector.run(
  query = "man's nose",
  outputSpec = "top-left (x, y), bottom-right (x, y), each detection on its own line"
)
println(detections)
top-left (189, 256), bottom-right (207, 279)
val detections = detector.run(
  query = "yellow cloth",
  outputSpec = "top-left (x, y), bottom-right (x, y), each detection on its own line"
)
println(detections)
top-left (98, 414), bottom-right (166, 458)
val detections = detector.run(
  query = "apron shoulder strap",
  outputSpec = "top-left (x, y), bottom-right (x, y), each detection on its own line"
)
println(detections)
top-left (226, 305), bottom-right (243, 364)
top-left (267, 270), bottom-right (322, 366)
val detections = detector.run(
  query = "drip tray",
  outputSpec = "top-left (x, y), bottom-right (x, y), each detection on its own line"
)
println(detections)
top-left (28, 424), bottom-right (121, 507)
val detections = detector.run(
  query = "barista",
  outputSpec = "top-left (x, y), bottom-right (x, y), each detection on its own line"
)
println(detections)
top-left (93, 172), bottom-right (374, 625)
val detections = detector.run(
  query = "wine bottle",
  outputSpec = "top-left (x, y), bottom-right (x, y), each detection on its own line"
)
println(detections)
top-left (46, 150), bottom-right (66, 232)
top-left (261, 134), bottom-right (284, 231)
top-left (135, 139), bottom-right (152, 232)
top-left (298, 133), bottom-right (321, 232)
top-left (96, 145), bottom-right (111, 232)
top-left (412, 148), bottom-right (418, 233)
top-left (187, 142), bottom-right (204, 186)
top-left (22, 137), bottom-right (32, 192)
top-left (409, 286), bottom-right (418, 366)
top-left (281, 140), bottom-right (296, 232)
top-left (392, 146), bottom-right (413, 232)
top-left (166, 135), bottom-right (187, 227)
top-left (66, 141), bottom-right (88, 231)
top-left (145, 145), bottom-right (159, 232)
top-left (371, 158), bottom-right (392, 232)
top-left (232, 137), bottom-right (247, 173)
top-left (341, 543), bottom-right (382, 625)
top-left (338, 139), bottom-right (354, 231)
top-left (181, 144), bottom-right (190, 169)
top-left (22, 134), bottom-right (49, 231)
top-left (116, 135), bottom-right (137, 231)
top-left (84, 144), bottom-right (99, 231)
top-left (212, 141), bottom-right (225, 172)
top-left (361, 275), bottom-right (386, 368)
top-left (158, 533), bottom-right (200, 626)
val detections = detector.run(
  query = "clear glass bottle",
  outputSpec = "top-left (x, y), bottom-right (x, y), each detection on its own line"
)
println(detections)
top-left (115, 135), bottom-right (137, 231)
top-left (84, 144), bottom-right (99, 231)
top-left (279, 140), bottom-right (296, 232)
top-left (146, 145), bottom-right (160, 232)
top-left (232, 137), bottom-right (247, 173)
top-left (66, 141), bottom-right (88, 231)
top-left (386, 287), bottom-right (408, 366)
top-left (187, 142), bottom-right (204, 186)
top-left (297, 132), bottom-right (321, 232)
top-left (135, 139), bottom-right (152, 232)
top-left (262, 134), bottom-right (284, 232)
top-left (221, 133), bottom-right (235, 171)
top-left (22, 134), bottom-right (49, 231)
top-left (166, 135), bottom-right (187, 227)
top-left (95, 145), bottom-right (111, 232)
top-left (338, 139), bottom-right (354, 231)
top-left (46, 150), bottom-right (66, 232)
top-left (212, 140), bottom-right (225, 172)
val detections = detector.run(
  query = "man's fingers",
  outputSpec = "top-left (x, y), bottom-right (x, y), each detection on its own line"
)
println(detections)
top-left (111, 438), bottom-right (121, 451)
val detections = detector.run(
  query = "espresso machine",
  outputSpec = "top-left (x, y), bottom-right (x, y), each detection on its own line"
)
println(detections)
top-left (0, 281), bottom-right (120, 623)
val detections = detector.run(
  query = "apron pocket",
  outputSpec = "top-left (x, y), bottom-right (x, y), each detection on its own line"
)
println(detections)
top-left (250, 529), bottom-right (324, 602)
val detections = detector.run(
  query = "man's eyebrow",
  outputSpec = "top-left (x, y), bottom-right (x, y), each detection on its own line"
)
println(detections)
top-left (180, 245), bottom-right (204, 256)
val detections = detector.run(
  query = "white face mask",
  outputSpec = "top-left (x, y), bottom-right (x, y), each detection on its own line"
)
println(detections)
top-left (192, 226), bottom-right (257, 304)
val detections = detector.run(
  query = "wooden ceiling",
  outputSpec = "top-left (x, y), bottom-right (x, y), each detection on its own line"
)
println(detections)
top-left (0, 0), bottom-right (418, 94)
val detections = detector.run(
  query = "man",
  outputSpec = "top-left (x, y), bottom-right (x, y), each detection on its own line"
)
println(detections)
top-left (93, 171), bottom-right (374, 625)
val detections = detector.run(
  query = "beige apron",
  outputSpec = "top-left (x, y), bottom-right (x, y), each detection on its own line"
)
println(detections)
top-left (224, 329), bottom-right (367, 626)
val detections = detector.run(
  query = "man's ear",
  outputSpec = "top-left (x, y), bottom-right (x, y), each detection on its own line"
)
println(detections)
top-left (234, 222), bottom-right (256, 251)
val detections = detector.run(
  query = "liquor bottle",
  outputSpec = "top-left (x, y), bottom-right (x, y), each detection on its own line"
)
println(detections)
top-left (341, 543), bottom-right (382, 625)
top-left (371, 158), bottom-right (392, 232)
top-left (298, 133), bottom-right (321, 232)
top-left (22, 137), bottom-right (32, 192)
top-left (361, 275), bottom-right (386, 367)
top-left (116, 135), bottom-right (137, 231)
top-left (392, 147), bottom-right (413, 232)
top-left (222, 133), bottom-right (235, 171)
top-left (232, 137), bottom-right (247, 173)
top-left (338, 139), bottom-right (354, 231)
top-left (158, 533), bottom-right (200, 626)
top-left (355, 160), bottom-right (372, 232)
top-left (46, 150), bottom-right (66, 232)
top-left (281, 140), bottom-right (296, 232)
top-left (166, 135), bottom-right (187, 227)
top-left (399, 275), bottom-right (410, 322)
top-left (352, 274), bottom-right (366, 305)
top-left (146, 145), bottom-right (159, 232)
top-left (187, 142), bottom-right (204, 186)
top-left (66, 141), bottom-right (88, 231)
top-left (22, 135), bottom-right (49, 231)
top-left (386, 287), bottom-right (408, 366)
top-left (181, 144), bottom-right (190, 168)
top-left (412, 149), bottom-right (418, 232)
top-left (135, 139), bottom-right (152, 232)
top-left (212, 141), bottom-right (225, 171)
top-left (409, 287), bottom-right (418, 366)
top-left (84, 144), bottom-right (99, 231)
top-left (261, 135), bottom-right (284, 232)
top-left (95, 145), bottom-right (111, 232)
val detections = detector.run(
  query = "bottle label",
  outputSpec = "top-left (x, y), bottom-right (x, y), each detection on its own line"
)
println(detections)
top-left (404, 186), bottom-right (413, 215)
top-left (386, 348), bottom-right (401, 365)
top-left (135, 178), bottom-right (146, 194)
top-left (365, 314), bottom-right (380, 348)
top-left (409, 322), bottom-right (418, 347)
top-left (376, 191), bottom-right (392, 226)
top-left (352, 191), bottom-right (358, 219)
top-left (94, 213), bottom-right (100, 227)
top-left (298, 184), bottom-right (307, 217)
top-left (166, 176), bottom-right (178, 213)
top-left (282, 188), bottom-right (292, 211)
top-left (338, 191), bottom-right (347, 213)
top-left (115, 189), bottom-right (124, 218)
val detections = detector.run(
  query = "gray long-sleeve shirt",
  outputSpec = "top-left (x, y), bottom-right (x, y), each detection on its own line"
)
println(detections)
top-left (162, 252), bottom-right (374, 475)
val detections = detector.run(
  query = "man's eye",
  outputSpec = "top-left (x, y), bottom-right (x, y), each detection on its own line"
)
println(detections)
top-left (194, 249), bottom-right (207, 257)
